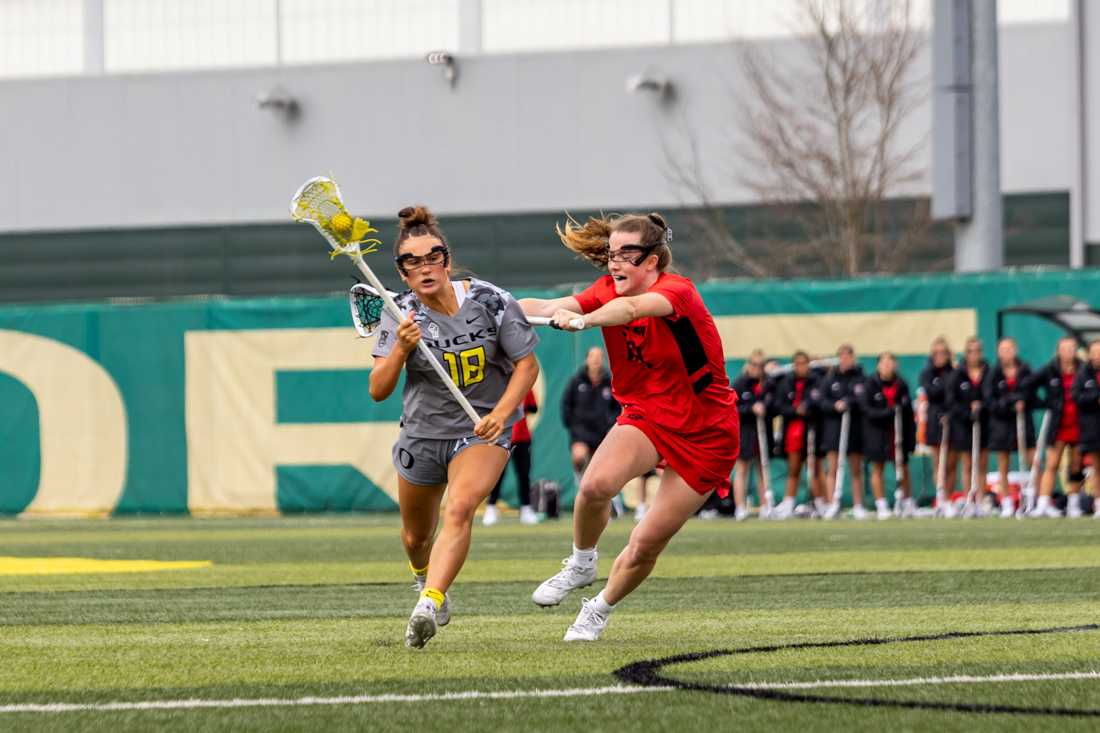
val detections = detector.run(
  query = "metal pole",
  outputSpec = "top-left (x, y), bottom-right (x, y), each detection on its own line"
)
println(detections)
top-left (954, 0), bottom-right (1003, 272)
top-left (83, 0), bottom-right (105, 75)
top-left (1069, 0), bottom-right (1087, 269)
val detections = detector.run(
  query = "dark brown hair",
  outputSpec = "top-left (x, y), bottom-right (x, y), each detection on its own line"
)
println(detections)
top-left (394, 205), bottom-right (449, 256)
top-left (556, 212), bottom-right (672, 269)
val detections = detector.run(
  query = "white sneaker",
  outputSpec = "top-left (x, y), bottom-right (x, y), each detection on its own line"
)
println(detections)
top-left (1029, 498), bottom-right (1062, 518)
top-left (734, 506), bottom-right (749, 522)
top-left (851, 505), bottom-right (869, 520)
top-left (437, 593), bottom-right (451, 626)
top-left (532, 556), bottom-right (597, 607)
top-left (999, 498), bottom-right (1015, 518)
top-left (1067, 495), bottom-right (1084, 518)
top-left (482, 505), bottom-right (500, 526)
top-left (413, 574), bottom-right (427, 593)
top-left (519, 505), bottom-right (539, 525)
top-left (405, 598), bottom-right (437, 649)
top-left (772, 498), bottom-right (794, 520)
top-left (900, 498), bottom-right (917, 519)
top-left (938, 499), bottom-right (957, 519)
top-left (563, 598), bottom-right (610, 642)
top-left (875, 502), bottom-right (891, 521)
top-left (697, 508), bottom-right (719, 520)
top-left (1094, 509), bottom-right (1100, 519)
top-left (822, 501), bottom-right (840, 520)
top-left (634, 503), bottom-right (648, 523)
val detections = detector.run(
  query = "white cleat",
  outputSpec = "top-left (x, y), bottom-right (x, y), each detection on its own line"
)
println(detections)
top-left (482, 505), bottom-right (500, 526)
top-left (634, 503), bottom-right (648, 523)
top-left (771, 499), bottom-right (794, 521)
top-left (519, 505), bottom-right (540, 525)
top-left (938, 501), bottom-right (957, 519)
top-left (405, 598), bottom-right (437, 649)
top-left (822, 501), bottom-right (840, 520)
top-left (1066, 499), bottom-right (1084, 519)
top-left (900, 498), bottom-right (917, 519)
top-left (1028, 503), bottom-right (1062, 519)
top-left (851, 505), bottom-right (869, 520)
top-left (734, 506), bottom-right (750, 522)
top-left (563, 598), bottom-right (610, 642)
top-left (532, 557), bottom-right (597, 607)
top-left (876, 505), bottom-right (891, 521)
top-left (999, 498), bottom-right (1015, 519)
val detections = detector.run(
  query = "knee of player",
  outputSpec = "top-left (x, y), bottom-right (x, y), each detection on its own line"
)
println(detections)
top-left (578, 472), bottom-right (619, 501)
top-left (401, 527), bottom-right (432, 551)
top-left (625, 535), bottom-right (666, 565)
top-left (443, 497), bottom-right (480, 525)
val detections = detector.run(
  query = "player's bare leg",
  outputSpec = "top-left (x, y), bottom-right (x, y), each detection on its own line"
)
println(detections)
top-left (533, 424), bottom-right (659, 607)
top-left (407, 444), bottom-right (507, 648)
top-left (398, 477), bottom-right (445, 590)
top-left (564, 469), bottom-right (708, 641)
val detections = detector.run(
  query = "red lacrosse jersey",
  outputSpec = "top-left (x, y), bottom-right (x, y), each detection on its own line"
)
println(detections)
top-left (573, 273), bottom-right (737, 431)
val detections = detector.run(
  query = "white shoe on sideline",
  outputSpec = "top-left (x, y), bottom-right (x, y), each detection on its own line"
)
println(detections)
top-left (822, 501), bottom-right (840, 520)
top-left (938, 500), bottom-right (957, 519)
top-left (634, 503), bottom-right (648, 523)
top-left (999, 498), bottom-right (1015, 518)
top-left (482, 505), bottom-right (500, 526)
top-left (405, 598), bottom-right (437, 649)
top-left (563, 598), bottom-right (610, 642)
top-left (851, 505), bottom-right (869, 520)
top-left (875, 503), bottom-right (891, 520)
top-left (532, 557), bottom-right (597, 607)
top-left (697, 508), bottom-right (719, 520)
top-left (519, 505), bottom-right (539, 525)
top-left (900, 498), bottom-right (917, 519)
top-left (734, 506), bottom-right (749, 522)
top-left (772, 499), bottom-right (794, 520)
top-left (1067, 496), bottom-right (1084, 518)
top-left (1028, 500), bottom-right (1062, 518)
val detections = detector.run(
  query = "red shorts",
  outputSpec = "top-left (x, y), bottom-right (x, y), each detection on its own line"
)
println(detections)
top-left (617, 408), bottom-right (740, 498)
top-left (1055, 424), bottom-right (1079, 445)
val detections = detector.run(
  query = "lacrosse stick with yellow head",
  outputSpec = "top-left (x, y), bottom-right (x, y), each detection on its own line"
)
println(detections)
top-left (290, 176), bottom-right (480, 424)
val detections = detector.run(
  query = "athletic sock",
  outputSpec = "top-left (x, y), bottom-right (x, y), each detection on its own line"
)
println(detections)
top-left (572, 544), bottom-right (597, 567)
top-left (875, 498), bottom-right (888, 511)
top-left (410, 561), bottom-right (428, 578)
top-left (1068, 493), bottom-right (1081, 511)
top-left (421, 587), bottom-right (445, 609)
top-left (1035, 495), bottom-right (1051, 510)
top-left (591, 591), bottom-right (615, 616)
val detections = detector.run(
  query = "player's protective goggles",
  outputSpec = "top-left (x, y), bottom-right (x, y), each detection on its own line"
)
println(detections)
top-left (395, 245), bottom-right (449, 272)
top-left (607, 244), bottom-right (658, 266)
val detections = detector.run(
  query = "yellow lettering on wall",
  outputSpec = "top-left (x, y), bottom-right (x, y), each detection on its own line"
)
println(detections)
top-left (0, 330), bottom-right (128, 517)
top-left (184, 328), bottom-right (401, 514)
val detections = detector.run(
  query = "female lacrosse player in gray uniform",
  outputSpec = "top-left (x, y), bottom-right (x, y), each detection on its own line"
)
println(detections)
top-left (369, 206), bottom-right (539, 649)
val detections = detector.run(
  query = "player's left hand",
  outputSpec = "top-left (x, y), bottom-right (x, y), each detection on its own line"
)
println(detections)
top-left (474, 412), bottom-right (505, 442)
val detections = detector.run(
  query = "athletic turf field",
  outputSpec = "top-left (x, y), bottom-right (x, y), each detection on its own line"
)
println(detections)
top-left (1, 516), bottom-right (1098, 732)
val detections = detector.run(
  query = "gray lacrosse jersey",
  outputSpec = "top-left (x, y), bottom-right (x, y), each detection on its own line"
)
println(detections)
top-left (372, 278), bottom-right (539, 438)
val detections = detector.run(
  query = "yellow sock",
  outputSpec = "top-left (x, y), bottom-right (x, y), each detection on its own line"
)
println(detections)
top-left (421, 587), bottom-right (445, 609)
top-left (410, 561), bottom-right (428, 577)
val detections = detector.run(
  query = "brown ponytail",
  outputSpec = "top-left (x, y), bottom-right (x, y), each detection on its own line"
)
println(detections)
top-left (556, 211), bottom-right (673, 270)
top-left (394, 205), bottom-right (449, 257)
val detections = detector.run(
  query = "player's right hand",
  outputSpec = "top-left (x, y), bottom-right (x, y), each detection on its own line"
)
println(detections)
top-left (395, 313), bottom-right (421, 352)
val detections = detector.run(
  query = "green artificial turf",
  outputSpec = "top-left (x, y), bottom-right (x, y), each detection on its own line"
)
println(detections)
top-left (0, 515), bottom-right (1097, 732)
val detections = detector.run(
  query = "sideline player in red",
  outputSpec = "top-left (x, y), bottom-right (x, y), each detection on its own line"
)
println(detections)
top-left (519, 212), bottom-right (739, 641)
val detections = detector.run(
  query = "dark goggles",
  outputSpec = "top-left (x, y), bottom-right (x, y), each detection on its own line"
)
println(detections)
top-left (607, 244), bottom-right (659, 266)
top-left (395, 245), bottom-right (449, 271)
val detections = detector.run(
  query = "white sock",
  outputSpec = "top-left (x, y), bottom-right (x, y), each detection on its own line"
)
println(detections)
top-left (814, 498), bottom-right (828, 513)
top-left (1068, 493), bottom-right (1081, 510)
top-left (875, 497), bottom-right (888, 509)
top-left (591, 591), bottom-right (615, 615)
top-left (1036, 495), bottom-right (1051, 509)
top-left (572, 545), bottom-right (597, 566)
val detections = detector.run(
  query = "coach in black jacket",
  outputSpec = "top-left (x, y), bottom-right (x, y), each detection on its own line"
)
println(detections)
top-left (562, 346), bottom-right (619, 473)
top-left (1072, 342), bottom-right (1100, 458)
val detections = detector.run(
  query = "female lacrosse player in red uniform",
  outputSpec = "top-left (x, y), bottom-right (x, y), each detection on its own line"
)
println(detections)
top-left (519, 212), bottom-right (739, 642)
top-left (369, 206), bottom-right (539, 649)
top-left (1030, 336), bottom-right (1084, 517)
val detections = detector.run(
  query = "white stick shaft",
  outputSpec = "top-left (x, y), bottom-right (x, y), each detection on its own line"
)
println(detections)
top-left (936, 417), bottom-right (949, 492)
top-left (755, 414), bottom-right (771, 493)
top-left (1028, 410), bottom-right (1051, 495)
top-left (894, 406), bottom-right (904, 481)
top-left (835, 411), bottom-right (850, 504)
top-left (1016, 411), bottom-right (1027, 474)
top-left (968, 421), bottom-right (981, 503)
top-left (806, 426), bottom-right (817, 483)
top-left (525, 315), bottom-right (586, 329)
top-left (350, 253), bottom-right (480, 425)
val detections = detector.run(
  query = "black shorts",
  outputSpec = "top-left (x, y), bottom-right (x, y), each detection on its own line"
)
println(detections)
top-left (988, 414), bottom-right (1036, 452)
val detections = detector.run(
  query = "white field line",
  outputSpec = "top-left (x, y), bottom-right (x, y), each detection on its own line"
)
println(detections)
top-left (732, 670), bottom-right (1100, 691)
top-left (0, 685), bottom-right (675, 714)
top-left (5, 672), bottom-right (1099, 715)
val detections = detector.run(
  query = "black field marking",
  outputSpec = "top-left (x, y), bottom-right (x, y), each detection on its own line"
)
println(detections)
top-left (615, 624), bottom-right (1100, 717)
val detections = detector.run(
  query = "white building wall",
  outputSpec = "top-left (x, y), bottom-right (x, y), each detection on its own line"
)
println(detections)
top-left (0, 23), bottom-right (1080, 234)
